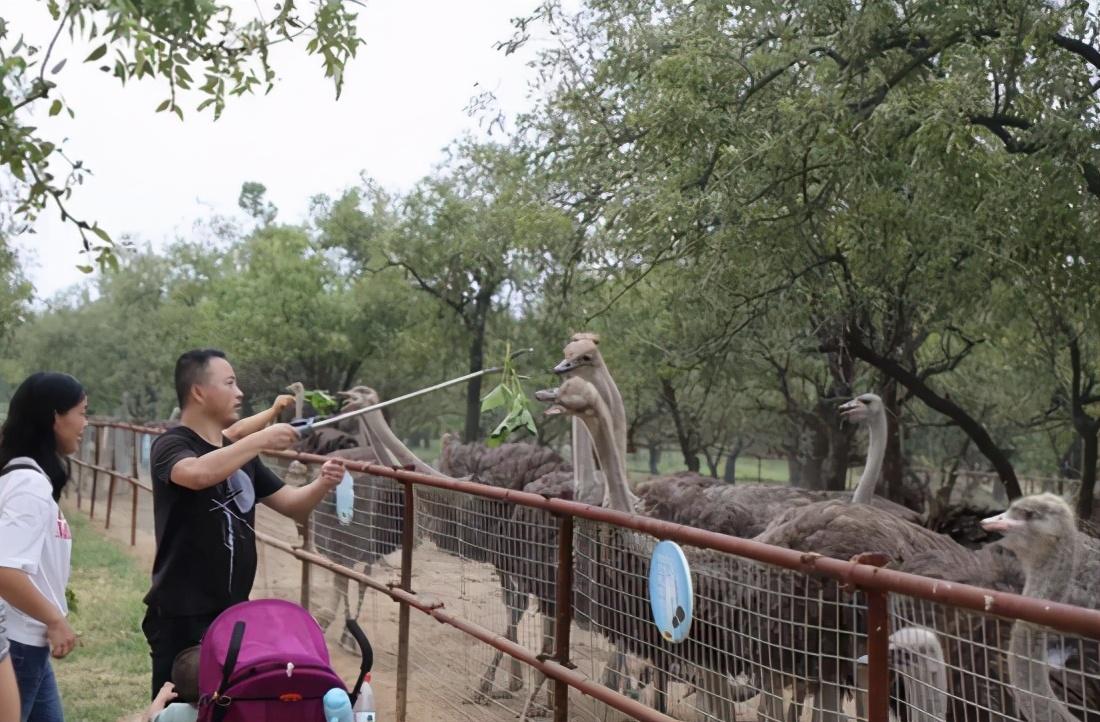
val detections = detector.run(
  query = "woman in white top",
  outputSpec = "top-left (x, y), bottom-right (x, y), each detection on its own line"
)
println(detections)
top-left (2, 599), bottom-right (20, 722)
top-left (0, 372), bottom-right (87, 722)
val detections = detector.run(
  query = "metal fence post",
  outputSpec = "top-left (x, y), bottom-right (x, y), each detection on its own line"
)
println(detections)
top-left (89, 426), bottom-right (102, 518)
top-left (395, 481), bottom-right (416, 722)
top-left (131, 428), bottom-right (140, 547)
top-left (300, 512), bottom-right (313, 611)
top-left (552, 514), bottom-right (575, 722)
top-left (865, 589), bottom-right (891, 722)
top-left (105, 426), bottom-right (119, 529)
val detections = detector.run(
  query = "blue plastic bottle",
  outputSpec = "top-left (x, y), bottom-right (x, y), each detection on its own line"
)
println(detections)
top-left (323, 687), bottom-right (353, 722)
top-left (336, 469), bottom-right (354, 525)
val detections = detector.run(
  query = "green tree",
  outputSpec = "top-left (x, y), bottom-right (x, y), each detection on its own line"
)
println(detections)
top-left (320, 142), bottom-right (576, 442)
top-left (0, 0), bottom-right (363, 267)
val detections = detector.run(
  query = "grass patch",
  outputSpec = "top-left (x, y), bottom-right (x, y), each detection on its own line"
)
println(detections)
top-left (56, 511), bottom-right (149, 722)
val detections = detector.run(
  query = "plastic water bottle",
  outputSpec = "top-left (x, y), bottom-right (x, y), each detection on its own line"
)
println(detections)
top-left (353, 673), bottom-right (376, 722)
top-left (323, 688), bottom-right (353, 722)
top-left (336, 469), bottom-right (354, 525)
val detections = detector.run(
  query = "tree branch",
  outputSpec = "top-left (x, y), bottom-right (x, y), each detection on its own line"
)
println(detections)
top-left (1052, 34), bottom-right (1100, 72)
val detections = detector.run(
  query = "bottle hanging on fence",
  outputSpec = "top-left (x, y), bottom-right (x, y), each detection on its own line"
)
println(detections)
top-left (323, 687), bottom-right (353, 722)
top-left (336, 469), bottom-right (354, 525)
top-left (353, 673), bottom-right (376, 722)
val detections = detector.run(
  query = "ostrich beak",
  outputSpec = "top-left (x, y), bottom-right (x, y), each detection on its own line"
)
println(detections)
top-left (552, 358), bottom-right (576, 374)
top-left (543, 404), bottom-right (567, 417)
top-left (981, 512), bottom-right (1024, 533)
top-left (838, 399), bottom-right (861, 419)
top-left (534, 387), bottom-right (561, 403)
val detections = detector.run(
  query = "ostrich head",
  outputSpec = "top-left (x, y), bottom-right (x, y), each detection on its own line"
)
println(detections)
top-left (535, 377), bottom-right (600, 420)
top-left (285, 381), bottom-right (306, 418)
top-left (552, 333), bottom-right (603, 376)
top-left (858, 626), bottom-right (948, 722)
top-left (284, 460), bottom-right (310, 486)
top-left (980, 493), bottom-right (1075, 566)
top-left (338, 385), bottom-right (381, 409)
top-left (838, 393), bottom-right (884, 424)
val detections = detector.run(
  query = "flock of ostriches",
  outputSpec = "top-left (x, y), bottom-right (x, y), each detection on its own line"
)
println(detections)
top-left (232, 334), bottom-right (1100, 722)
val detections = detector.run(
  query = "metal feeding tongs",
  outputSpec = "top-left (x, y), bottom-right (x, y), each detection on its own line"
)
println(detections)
top-left (289, 348), bottom-right (534, 437)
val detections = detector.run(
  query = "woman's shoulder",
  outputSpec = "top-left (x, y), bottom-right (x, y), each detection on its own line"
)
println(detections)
top-left (0, 460), bottom-right (53, 502)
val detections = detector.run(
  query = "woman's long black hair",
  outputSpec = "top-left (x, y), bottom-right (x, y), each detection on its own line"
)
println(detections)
top-left (0, 372), bottom-right (86, 500)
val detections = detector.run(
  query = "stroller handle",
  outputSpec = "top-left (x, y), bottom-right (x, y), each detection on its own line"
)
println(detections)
top-left (346, 618), bottom-right (373, 704)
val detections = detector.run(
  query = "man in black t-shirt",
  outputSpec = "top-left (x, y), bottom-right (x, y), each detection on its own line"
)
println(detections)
top-left (142, 349), bottom-right (343, 697)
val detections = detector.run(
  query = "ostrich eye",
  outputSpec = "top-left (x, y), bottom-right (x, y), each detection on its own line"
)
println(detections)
top-left (1021, 509), bottom-right (1036, 520)
top-left (581, 355), bottom-right (591, 361)
top-left (860, 399), bottom-right (870, 405)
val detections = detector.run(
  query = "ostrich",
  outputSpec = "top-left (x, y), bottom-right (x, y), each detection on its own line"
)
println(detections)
top-left (981, 494), bottom-right (1100, 722)
top-left (856, 627), bottom-right (950, 722)
top-left (740, 419), bottom-right (1095, 722)
top-left (541, 353), bottom-right (916, 716)
top-left (431, 431), bottom-right (575, 701)
top-left (279, 381), bottom-right (359, 455)
top-left (534, 376), bottom-right (769, 719)
top-left (300, 387), bottom-right (412, 651)
top-left (727, 393), bottom-right (981, 722)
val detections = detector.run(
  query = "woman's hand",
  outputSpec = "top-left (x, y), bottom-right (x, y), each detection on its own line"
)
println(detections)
top-left (45, 615), bottom-right (76, 659)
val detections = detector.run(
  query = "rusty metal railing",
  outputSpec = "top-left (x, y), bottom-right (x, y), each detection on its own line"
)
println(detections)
top-left (69, 420), bottom-right (1100, 722)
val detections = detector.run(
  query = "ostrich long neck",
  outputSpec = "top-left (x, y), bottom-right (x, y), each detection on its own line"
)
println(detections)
top-left (358, 410), bottom-right (442, 476)
top-left (1009, 623), bottom-right (1079, 722)
top-left (907, 656), bottom-right (949, 722)
top-left (593, 360), bottom-right (628, 458)
top-left (1008, 526), bottom-right (1080, 722)
top-left (572, 417), bottom-right (605, 504)
top-left (580, 393), bottom-right (637, 513)
top-left (852, 406), bottom-right (888, 505)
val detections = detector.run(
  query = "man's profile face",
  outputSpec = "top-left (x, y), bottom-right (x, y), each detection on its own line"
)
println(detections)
top-left (195, 357), bottom-right (244, 427)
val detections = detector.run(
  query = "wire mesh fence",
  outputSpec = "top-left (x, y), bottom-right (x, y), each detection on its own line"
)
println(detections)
top-left (886, 593), bottom-right (1100, 722)
top-left (63, 420), bottom-right (1100, 722)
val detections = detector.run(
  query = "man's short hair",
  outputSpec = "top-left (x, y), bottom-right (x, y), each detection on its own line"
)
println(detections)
top-left (174, 349), bottom-right (227, 408)
top-left (171, 645), bottom-right (201, 703)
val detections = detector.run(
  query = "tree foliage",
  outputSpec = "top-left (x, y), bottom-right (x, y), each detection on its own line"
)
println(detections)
top-left (0, 0), bottom-right (363, 267)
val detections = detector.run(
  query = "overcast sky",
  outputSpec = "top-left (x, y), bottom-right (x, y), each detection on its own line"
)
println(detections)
top-left (8, 0), bottom-right (555, 300)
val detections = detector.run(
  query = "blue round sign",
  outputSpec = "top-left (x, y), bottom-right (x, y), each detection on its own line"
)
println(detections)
top-left (648, 540), bottom-right (693, 644)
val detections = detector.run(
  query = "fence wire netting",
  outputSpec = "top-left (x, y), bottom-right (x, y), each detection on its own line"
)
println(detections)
top-left (60, 422), bottom-right (1100, 722)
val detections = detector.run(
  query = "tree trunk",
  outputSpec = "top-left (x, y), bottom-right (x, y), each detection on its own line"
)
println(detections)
top-left (648, 443), bottom-right (661, 476)
top-left (660, 378), bottom-right (700, 472)
top-left (703, 448), bottom-right (720, 478)
top-left (824, 418), bottom-right (852, 491)
top-left (1067, 335), bottom-right (1100, 521)
top-left (802, 422), bottom-right (829, 491)
top-left (1075, 426), bottom-right (1099, 522)
top-left (723, 450), bottom-right (739, 484)
top-left (341, 361), bottom-right (362, 391)
top-left (787, 454), bottom-right (804, 487)
top-left (462, 296), bottom-right (491, 443)
top-left (882, 381), bottom-right (905, 503)
top-left (842, 333), bottom-right (1022, 499)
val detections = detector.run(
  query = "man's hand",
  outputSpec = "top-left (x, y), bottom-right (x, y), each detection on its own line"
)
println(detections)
top-left (317, 459), bottom-right (345, 491)
top-left (271, 394), bottom-right (296, 417)
top-left (256, 423), bottom-right (301, 451)
top-left (46, 616), bottom-right (76, 659)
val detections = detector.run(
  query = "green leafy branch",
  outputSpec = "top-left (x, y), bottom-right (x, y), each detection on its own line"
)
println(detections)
top-left (481, 343), bottom-right (538, 447)
top-left (304, 388), bottom-right (339, 415)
